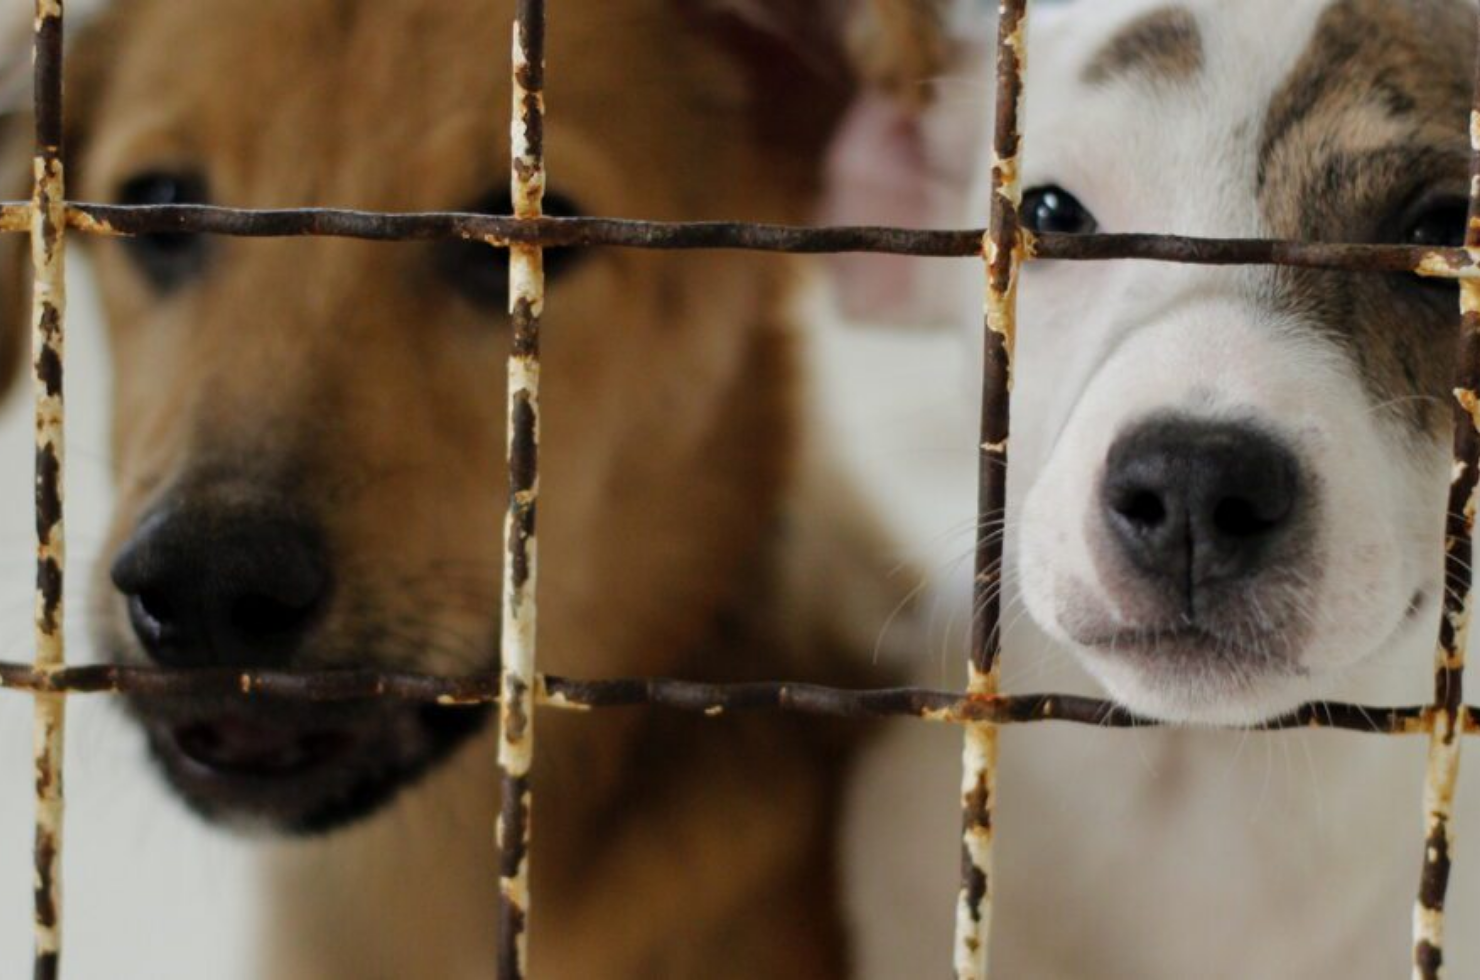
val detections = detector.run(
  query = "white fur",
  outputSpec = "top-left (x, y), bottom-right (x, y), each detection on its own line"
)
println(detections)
top-left (827, 0), bottom-right (1480, 975)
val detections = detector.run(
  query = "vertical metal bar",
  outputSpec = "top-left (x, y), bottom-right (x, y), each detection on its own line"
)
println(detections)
top-left (28, 2), bottom-right (67, 980)
top-left (497, 1), bottom-right (545, 978)
top-left (954, 2), bottom-right (1028, 978)
top-left (1412, 20), bottom-right (1480, 979)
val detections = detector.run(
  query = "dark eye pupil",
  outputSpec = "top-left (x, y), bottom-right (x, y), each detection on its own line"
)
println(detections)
top-left (1022, 186), bottom-right (1097, 235)
top-left (117, 172), bottom-right (210, 290)
top-left (1407, 204), bottom-right (1468, 248)
top-left (436, 191), bottom-right (585, 309)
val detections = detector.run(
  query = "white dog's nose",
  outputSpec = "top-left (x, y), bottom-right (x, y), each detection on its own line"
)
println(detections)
top-left (1101, 417), bottom-right (1302, 602)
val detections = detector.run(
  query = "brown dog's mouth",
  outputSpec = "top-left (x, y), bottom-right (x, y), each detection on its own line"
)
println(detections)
top-left (137, 698), bottom-right (491, 835)
top-left (169, 717), bottom-right (358, 780)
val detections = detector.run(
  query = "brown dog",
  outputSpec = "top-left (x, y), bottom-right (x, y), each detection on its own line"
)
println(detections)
top-left (0, 0), bottom-right (942, 976)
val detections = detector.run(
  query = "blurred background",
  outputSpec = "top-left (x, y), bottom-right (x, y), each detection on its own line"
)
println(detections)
top-left (0, 259), bottom-right (261, 978)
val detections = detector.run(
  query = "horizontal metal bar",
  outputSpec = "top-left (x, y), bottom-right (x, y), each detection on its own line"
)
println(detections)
top-left (1031, 232), bottom-right (1480, 277)
top-left (58, 204), bottom-right (990, 255)
top-left (0, 203), bottom-right (1472, 274)
top-left (0, 662), bottom-right (1471, 735)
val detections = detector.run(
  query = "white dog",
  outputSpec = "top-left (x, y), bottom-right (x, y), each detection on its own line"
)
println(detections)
top-left (819, 0), bottom-right (1480, 976)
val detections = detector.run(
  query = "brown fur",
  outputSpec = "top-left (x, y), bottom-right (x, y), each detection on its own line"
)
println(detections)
top-left (1258, 0), bottom-right (1476, 434)
top-left (847, 0), bottom-right (949, 106)
top-left (1081, 7), bottom-right (1204, 88)
top-left (0, 0), bottom-right (943, 975)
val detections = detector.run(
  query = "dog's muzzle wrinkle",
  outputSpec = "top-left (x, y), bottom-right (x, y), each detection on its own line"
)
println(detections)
top-left (1100, 415), bottom-right (1302, 613)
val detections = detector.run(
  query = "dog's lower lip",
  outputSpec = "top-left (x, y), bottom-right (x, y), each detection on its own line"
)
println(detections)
top-left (1079, 624), bottom-right (1217, 648)
top-left (169, 717), bottom-right (356, 780)
top-left (1075, 620), bottom-right (1302, 669)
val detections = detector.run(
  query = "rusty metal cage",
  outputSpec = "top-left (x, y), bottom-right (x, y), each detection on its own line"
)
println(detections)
top-left (2, 0), bottom-right (1478, 977)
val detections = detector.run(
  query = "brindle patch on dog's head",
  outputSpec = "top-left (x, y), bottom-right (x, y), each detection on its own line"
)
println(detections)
top-left (1081, 6), bottom-right (1204, 89)
top-left (1259, 0), bottom-right (1476, 434)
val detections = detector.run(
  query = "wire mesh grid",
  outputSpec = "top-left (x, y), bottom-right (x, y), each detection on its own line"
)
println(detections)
top-left (2, 0), bottom-right (1479, 977)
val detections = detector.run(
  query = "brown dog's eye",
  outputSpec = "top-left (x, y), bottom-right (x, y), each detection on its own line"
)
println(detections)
top-left (435, 189), bottom-right (586, 310)
top-left (116, 172), bottom-right (212, 292)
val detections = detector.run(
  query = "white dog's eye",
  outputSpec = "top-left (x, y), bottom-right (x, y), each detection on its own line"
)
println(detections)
top-left (1396, 196), bottom-right (1469, 293)
top-left (1021, 185), bottom-right (1099, 235)
top-left (1403, 198), bottom-right (1468, 249)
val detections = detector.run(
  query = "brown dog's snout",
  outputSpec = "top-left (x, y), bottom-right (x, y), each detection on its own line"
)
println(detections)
top-left (110, 495), bottom-right (331, 670)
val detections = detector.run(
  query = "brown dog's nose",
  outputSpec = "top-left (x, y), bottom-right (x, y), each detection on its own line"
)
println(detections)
top-left (110, 501), bottom-right (331, 669)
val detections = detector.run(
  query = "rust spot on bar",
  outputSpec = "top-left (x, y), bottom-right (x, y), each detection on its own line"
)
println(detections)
top-left (34, 445), bottom-right (60, 547)
top-left (35, 558), bottom-right (60, 637)
top-left (503, 675), bottom-right (530, 747)
top-left (1417, 818), bottom-right (1452, 913)
top-left (35, 344), bottom-right (60, 400)
top-left (33, 829), bottom-right (56, 929)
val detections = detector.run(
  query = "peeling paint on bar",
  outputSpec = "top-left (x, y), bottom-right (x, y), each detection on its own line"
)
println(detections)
top-left (0, 661), bottom-right (1467, 735)
top-left (956, 2), bottom-right (1028, 977)
top-left (1415, 709), bottom-right (1462, 980)
top-left (954, 717), bottom-right (996, 978)
top-left (496, 2), bottom-right (545, 979)
top-left (0, 199), bottom-right (1478, 277)
top-left (1412, 30), bottom-right (1480, 980)
top-left (29, 2), bottom-right (66, 978)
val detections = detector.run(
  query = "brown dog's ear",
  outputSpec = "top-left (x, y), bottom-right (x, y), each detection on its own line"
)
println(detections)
top-left (682, 0), bottom-right (950, 154)
top-left (822, 2), bottom-right (987, 326)
top-left (847, 0), bottom-right (950, 105)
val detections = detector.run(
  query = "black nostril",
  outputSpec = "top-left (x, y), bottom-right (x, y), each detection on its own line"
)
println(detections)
top-left (110, 491), bottom-right (331, 669)
top-left (229, 592), bottom-right (322, 641)
top-left (1212, 496), bottom-right (1282, 540)
top-left (136, 589), bottom-right (175, 628)
top-left (1114, 489), bottom-right (1168, 530)
top-left (1101, 416), bottom-right (1302, 597)
top-left (127, 591), bottom-right (171, 649)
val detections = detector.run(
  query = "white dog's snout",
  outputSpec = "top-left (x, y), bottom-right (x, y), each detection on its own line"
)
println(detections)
top-left (1098, 414), bottom-right (1306, 605)
top-left (1013, 296), bottom-right (1425, 722)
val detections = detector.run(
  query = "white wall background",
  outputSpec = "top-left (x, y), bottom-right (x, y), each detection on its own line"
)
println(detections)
top-left (0, 260), bottom-right (258, 979)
